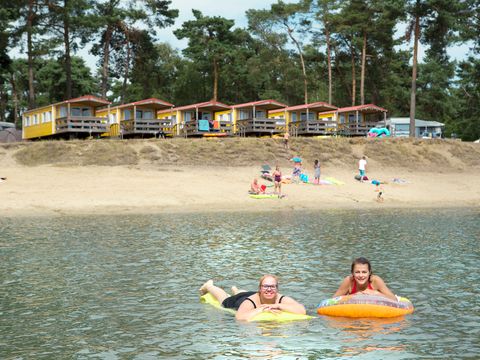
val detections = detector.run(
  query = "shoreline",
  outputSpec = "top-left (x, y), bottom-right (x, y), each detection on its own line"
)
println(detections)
top-left (1, 164), bottom-right (479, 217)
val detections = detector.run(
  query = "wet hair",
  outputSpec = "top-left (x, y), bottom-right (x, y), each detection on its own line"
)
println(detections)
top-left (351, 257), bottom-right (372, 274)
top-left (314, 159), bottom-right (319, 165)
top-left (258, 274), bottom-right (278, 291)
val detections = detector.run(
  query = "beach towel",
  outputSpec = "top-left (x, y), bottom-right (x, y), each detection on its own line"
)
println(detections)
top-left (198, 120), bottom-right (209, 131)
top-left (325, 177), bottom-right (345, 185)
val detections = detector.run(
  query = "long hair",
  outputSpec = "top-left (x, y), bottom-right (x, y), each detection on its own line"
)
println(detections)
top-left (351, 257), bottom-right (372, 281)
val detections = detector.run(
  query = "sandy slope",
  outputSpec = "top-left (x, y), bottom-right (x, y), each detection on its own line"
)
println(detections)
top-left (0, 163), bottom-right (478, 217)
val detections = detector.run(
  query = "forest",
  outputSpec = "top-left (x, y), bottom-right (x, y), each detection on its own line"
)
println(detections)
top-left (0, 0), bottom-right (479, 140)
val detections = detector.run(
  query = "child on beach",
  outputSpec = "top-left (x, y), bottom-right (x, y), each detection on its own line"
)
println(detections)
top-left (314, 159), bottom-right (320, 184)
top-left (375, 183), bottom-right (384, 202)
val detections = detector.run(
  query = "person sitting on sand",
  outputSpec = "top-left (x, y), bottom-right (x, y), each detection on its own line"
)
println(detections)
top-left (199, 275), bottom-right (306, 321)
top-left (333, 257), bottom-right (397, 301)
top-left (375, 183), bottom-right (384, 202)
top-left (250, 178), bottom-right (266, 194)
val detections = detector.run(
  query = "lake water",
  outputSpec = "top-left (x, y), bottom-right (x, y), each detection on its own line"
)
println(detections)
top-left (1, 208), bottom-right (479, 359)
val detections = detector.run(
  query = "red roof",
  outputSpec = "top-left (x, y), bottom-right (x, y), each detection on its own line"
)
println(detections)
top-left (336, 104), bottom-right (387, 113)
top-left (286, 101), bottom-right (337, 112)
top-left (115, 98), bottom-right (174, 110)
top-left (232, 99), bottom-right (287, 110)
top-left (158, 100), bottom-right (231, 113)
top-left (62, 95), bottom-right (111, 105)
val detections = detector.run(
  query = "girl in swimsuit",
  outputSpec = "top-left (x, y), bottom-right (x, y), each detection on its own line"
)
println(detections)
top-left (272, 166), bottom-right (282, 196)
top-left (333, 257), bottom-right (397, 301)
top-left (199, 275), bottom-right (306, 321)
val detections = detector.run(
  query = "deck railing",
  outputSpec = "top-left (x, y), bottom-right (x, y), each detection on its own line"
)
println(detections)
top-left (338, 121), bottom-right (380, 136)
top-left (55, 116), bottom-right (108, 134)
top-left (182, 120), bottom-right (232, 137)
top-left (236, 118), bottom-right (285, 136)
top-left (120, 118), bottom-right (174, 137)
top-left (293, 120), bottom-right (338, 136)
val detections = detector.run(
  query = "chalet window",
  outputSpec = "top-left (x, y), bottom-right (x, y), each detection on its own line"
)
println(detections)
top-left (124, 110), bottom-right (132, 120)
top-left (291, 112), bottom-right (297, 122)
top-left (339, 114), bottom-right (345, 124)
top-left (255, 110), bottom-right (266, 118)
top-left (300, 112), bottom-right (315, 121)
top-left (200, 112), bottom-right (211, 120)
top-left (33, 114), bottom-right (38, 124)
top-left (348, 114), bottom-right (356, 123)
top-left (239, 110), bottom-right (250, 120)
top-left (59, 106), bottom-right (67, 117)
top-left (44, 111), bottom-right (52, 122)
top-left (184, 111), bottom-right (193, 122)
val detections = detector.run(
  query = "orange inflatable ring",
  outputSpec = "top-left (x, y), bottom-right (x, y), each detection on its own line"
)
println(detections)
top-left (317, 294), bottom-right (414, 318)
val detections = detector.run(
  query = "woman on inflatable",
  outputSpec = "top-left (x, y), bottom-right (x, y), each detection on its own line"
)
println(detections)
top-left (334, 257), bottom-right (397, 301)
top-left (199, 275), bottom-right (306, 321)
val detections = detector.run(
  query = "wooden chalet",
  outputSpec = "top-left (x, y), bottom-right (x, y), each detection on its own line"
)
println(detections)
top-left (232, 100), bottom-right (287, 136)
top-left (335, 104), bottom-right (388, 136)
top-left (158, 101), bottom-right (232, 137)
top-left (285, 102), bottom-right (338, 136)
top-left (96, 98), bottom-right (174, 138)
top-left (22, 95), bottom-right (111, 140)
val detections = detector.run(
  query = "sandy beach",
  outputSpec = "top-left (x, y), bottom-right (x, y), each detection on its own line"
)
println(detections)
top-left (1, 138), bottom-right (479, 216)
top-left (1, 163), bottom-right (479, 217)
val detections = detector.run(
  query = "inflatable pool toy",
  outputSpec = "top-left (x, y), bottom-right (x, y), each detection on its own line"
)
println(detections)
top-left (249, 194), bottom-right (282, 199)
top-left (201, 293), bottom-right (312, 322)
top-left (317, 294), bottom-right (414, 318)
top-left (368, 127), bottom-right (391, 137)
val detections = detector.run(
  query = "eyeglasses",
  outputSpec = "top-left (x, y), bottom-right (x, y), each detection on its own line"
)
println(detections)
top-left (261, 284), bottom-right (277, 290)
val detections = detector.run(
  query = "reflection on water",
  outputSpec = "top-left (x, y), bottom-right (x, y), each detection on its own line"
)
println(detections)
top-left (1, 208), bottom-right (479, 359)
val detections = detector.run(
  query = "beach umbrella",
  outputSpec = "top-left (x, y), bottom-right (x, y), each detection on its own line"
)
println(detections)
top-left (292, 157), bottom-right (302, 163)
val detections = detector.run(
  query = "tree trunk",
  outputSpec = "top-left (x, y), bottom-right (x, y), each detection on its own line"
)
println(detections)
top-left (409, 13), bottom-right (420, 138)
top-left (350, 40), bottom-right (356, 106)
top-left (333, 44), bottom-right (351, 100)
top-left (326, 27), bottom-right (332, 104)
top-left (27, 0), bottom-right (36, 109)
top-left (286, 24), bottom-right (308, 104)
top-left (213, 58), bottom-right (218, 101)
top-left (10, 74), bottom-right (19, 127)
top-left (101, 26), bottom-right (113, 99)
top-left (63, 0), bottom-right (72, 99)
top-left (121, 40), bottom-right (131, 104)
top-left (360, 31), bottom-right (367, 105)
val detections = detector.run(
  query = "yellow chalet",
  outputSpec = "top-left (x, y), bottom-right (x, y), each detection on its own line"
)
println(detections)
top-left (22, 95), bottom-right (111, 140)
top-left (96, 98), bottom-right (174, 138)
top-left (334, 104), bottom-right (388, 136)
top-left (284, 101), bottom-right (338, 136)
top-left (231, 99), bottom-right (287, 136)
top-left (157, 100), bottom-right (232, 137)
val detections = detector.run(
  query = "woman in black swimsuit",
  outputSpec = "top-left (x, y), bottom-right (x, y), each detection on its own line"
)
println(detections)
top-left (272, 166), bottom-right (282, 197)
top-left (199, 275), bottom-right (306, 321)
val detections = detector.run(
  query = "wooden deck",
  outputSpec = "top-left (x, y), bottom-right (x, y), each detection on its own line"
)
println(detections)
top-left (180, 120), bottom-right (232, 137)
top-left (55, 116), bottom-right (108, 134)
top-left (290, 120), bottom-right (337, 136)
top-left (338, 121), bottom-right (380, 136)
top-left (121, 119), bottom-right (174, 137)
top-left (236, 118), bottom-right (285, 136)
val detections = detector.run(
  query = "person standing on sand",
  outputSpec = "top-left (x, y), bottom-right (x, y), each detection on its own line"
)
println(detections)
top-left (314, 159), bottom-right (321, 184)
top-left (273, 166), bottom-right (282, 197)
top-left (358, 156), bottom-right (367, 182)
top-left (284, 132), bottom-right (289, 150)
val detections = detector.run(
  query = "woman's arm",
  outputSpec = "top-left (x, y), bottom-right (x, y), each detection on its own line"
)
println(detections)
top-left (371, 275), bottom-right (397, 301)
top-left (235, 298), bottom-right (264, 321)
top-left (333, 276), bottom-right (351, 297)
top-left (271, 296), bottom-right (306, 315)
